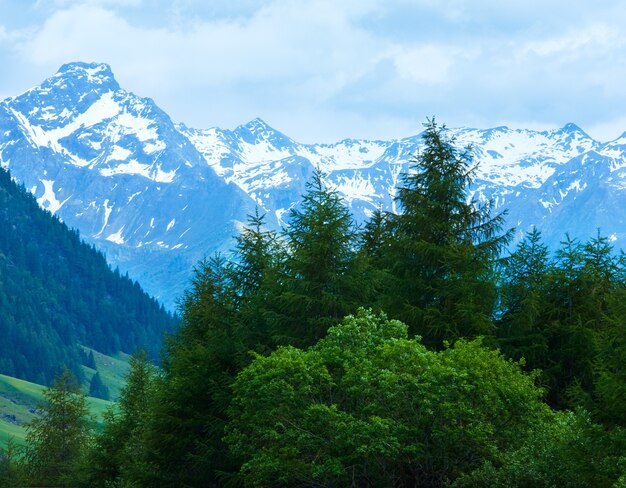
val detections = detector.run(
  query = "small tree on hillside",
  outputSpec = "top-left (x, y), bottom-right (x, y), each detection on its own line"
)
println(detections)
top-left (23, 368), bottom-right (91, 486)
top-left (85, 349), bottom-right (156, 487)
top-left (88, 371), bottom-right (110, 400)
top-left (0, 437), bottom-right (25, 486)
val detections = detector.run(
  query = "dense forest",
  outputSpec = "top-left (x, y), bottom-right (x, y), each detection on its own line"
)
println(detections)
top-left (0, 165), bottom-right (177, 385)
top-left (2, 120), bottom-right (625, 487)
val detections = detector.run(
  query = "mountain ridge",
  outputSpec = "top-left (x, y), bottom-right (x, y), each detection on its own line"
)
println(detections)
top-left (2, 62), bottom-right (626, 308)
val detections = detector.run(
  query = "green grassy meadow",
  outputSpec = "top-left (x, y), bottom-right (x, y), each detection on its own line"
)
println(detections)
top-left (81, 347), bottom-right (131, 401)
top-left (0, 348), bottom-right (130, 449)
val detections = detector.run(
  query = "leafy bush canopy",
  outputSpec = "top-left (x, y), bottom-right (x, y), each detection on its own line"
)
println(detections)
top-left (226, 309), bottom-right (549, 487)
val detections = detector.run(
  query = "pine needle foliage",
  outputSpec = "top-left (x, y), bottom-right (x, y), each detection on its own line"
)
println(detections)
top-left (382, 118), bottom-right (512, 346)
top-left (270, 168), bottom-right (370, 347)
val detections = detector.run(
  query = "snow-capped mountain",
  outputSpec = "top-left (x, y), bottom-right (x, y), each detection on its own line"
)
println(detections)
top-left (2, 62), bottom-right (626, 308)
top-left (0, 62), bottom-right (259, 309)
top-left (178, 118), bottom-right (610, 246)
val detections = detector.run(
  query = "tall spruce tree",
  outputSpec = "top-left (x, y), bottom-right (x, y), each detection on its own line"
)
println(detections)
top-left (596, 285), bottom-right (626, 427)
top-left (498, 229), bottom-right (626, 414)
top-left (360, 207), bottom-right (392, 266)
top-left (142, 255), bottom-right (240, 487)
top-left (583, 235), bottom-right (626, 421)
top-left (269, 168), bottom-right (370, 347)
top-left (228, 208), bottom-right (279, 354)
top-left (382, 119), bottom-right (511, 347)
top-left (547, 235), bottom-right (595, 408)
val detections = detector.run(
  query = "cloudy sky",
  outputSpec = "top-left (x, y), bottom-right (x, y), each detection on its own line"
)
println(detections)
top-left (1, 0), bottom-right (626, 143)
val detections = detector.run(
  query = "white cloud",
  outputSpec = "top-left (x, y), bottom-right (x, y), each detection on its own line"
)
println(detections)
top-left (3, 1), bottom-right (626, 142)
top-left (391, 44), bottom-right (477, 85)
top-left (0, 23), bottom-right (31, 45)
top-left (13, 1), bottom-right (389, 131)
top-left (393, 45), bottom-right (452, 84)
top-left (520, 24), bottom-right (623, 59)
top-left (34, 0), bottom-right (143, 7)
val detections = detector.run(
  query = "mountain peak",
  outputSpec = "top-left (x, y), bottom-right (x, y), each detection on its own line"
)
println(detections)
top-left (559, 122), bottom-right (590, 137)
top-left (52, 61), bottom-right (119, 91)
top-left (6, 62), bottom-right (122, 128)
top-left (57, 61), bottom-right (112, 74)
top-left (233, 118), bottom-right (296, 148)
top-left (239, 117), bottom-right (273, 134)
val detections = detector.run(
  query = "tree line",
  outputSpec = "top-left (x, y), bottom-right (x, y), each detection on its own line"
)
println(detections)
top-left (2, 119), bottom-right (625, 487)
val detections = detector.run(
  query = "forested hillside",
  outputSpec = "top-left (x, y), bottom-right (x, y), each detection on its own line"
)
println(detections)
top-left (0, 166), bottom-right (177, 385)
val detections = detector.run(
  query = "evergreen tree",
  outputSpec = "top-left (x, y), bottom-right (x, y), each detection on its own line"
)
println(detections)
top-left (85, 350), bottom-right (156, 487)
top-left (0, 438), bottom-right (25, 487)
top-left (269, 168), bottom-right (371, 347)
top-left (360, 207), bottom-right (392, 266)
top-left (544, 232), bottom-right (622, 409)
top-left (596, 287), bottom-right (626, 427)
top-left (498, 229), bottom-right (626, 415)
top-left (497, 227), bottom-right (551, 367)
top-left (142, 255), bottom-right (240, 487)
top-left (228, 208), bottom-right (278, 354)
top-left (23, 369), bottom-right (91, 487)
top-left (88, 371), bottom-right (110, 400)
top-left (86, 350), bottom-right (97, 370)
top-left (382, 119), bottom-right (511, 347)
top-left (358, 207), bottom-right (394, 300)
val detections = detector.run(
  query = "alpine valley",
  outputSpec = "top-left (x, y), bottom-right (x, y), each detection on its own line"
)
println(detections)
top-left (2, 62), bottom-right (626, 309)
